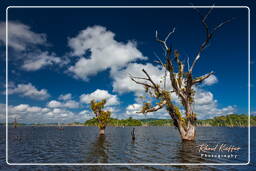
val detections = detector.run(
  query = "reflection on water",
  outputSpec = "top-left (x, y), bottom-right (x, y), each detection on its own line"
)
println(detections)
top-left (177, 140), bottom-right (210, 163)
top-left (0, 126), bottom-right (254, 170)
top-left (86, 135), bottom-right (108, 163)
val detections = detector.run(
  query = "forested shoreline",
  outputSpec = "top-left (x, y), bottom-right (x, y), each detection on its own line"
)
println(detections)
top-left (84, 114), bottom-right (255, 127)
top-left (2, 114), bottom-right (255, 127)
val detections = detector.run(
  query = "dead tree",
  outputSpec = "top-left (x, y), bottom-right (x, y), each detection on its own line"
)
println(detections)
top-left (130, 8), bottom-right (232, 140)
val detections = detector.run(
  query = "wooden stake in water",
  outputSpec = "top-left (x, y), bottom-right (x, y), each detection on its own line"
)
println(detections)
top-left (131, 128), bottom-right (135, 140)
top-left (14, 117), bottom-right (17, 128)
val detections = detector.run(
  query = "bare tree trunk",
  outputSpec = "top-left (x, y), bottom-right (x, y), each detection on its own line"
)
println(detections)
top-left (99, 128), bottom-right (105, 135)
top-left (181, 102), bottom-right (196, 141)
top-left (169, 103), bottom-right (196, 141)
top-left (178, 121), bottom-right (196, 141)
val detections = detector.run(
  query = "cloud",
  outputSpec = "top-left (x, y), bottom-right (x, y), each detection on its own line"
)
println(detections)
top-left (8, 83), bottom-right (50, 100)
top-left (67, 25), bottom-right (146, 80)
top-left (0, 104), bottom-right (5, 123)
top-left (1, 103), bottom-right (89, 124)
top-left (0, 21), bottom-right (47, 51)
top-left (203, 75), bottom-right (218, 86)
top-left (47, 93), bottom-right (79, 108)
top-left (64, 100), bottom-right (79, 108)
top-left (0, 21), bottom-right (63, 71)
top-left (58, 93), bottom-right (72, 101)
top-left (124, 103), bottom-right (170, 119)
top-left (123, 87), bottom-right (236, 120)
top-left (193, 88), bottom-right (236, 119)
top-left (21, 51), bottom-right (62, 71)
top-left (13, 104), bottom-right (30, 111)
top-left (126, 103), bottom-right (142, 115)
top-left (111, 62), bottom-right (167, 95)
top-left (80, 89), bottom-right (119, 106)
top-left (126, 103), bottom-right (142, 111)
top-left (194, 89), bottom-right (214, 105)
top-left (47, 100), bottom-right (79, 109)
top-left (111, 61), bottom-right (234, 120)
top-left (47, 100), bottom-right (62, 108)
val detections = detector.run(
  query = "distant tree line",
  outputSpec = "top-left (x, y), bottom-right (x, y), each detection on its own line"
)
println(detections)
top-left (84, 117), bottom-right (142, 126)
top-left (196, 114), bottom-right (255, 127)
top-left (84, 114), bottom-right (256, 127)
top-left (2, 114), bottom-right (254, 127)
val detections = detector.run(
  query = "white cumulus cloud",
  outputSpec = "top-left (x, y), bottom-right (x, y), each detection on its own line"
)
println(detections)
top-left (47, 100), bottom-right (62, 108)
top-left (47, 100), bottom-right (79, 109)
top-left (67, 25), bottom-right (146, 80)
top-left (58, 93), bottom-right (72, 101)
top-left (0, 21), bottom-right (63, 71)
top-left (8, 83), bottom-right (50, 100)
top-left (21, 51), bottom-right (62, 71)
top-left (0, 21), bottom-right (47, 51)
top-left (193, 88), bottom-right (236, 119)
top-left (111, 62), bottom-right (167, 95)
top-left (64, 100), bottom-right (79, 108)
top-left (0, 103), bottom-right (89, 124)
top-left (203, 75), bottom-right (218, 86)
top-left (80, 89), bottom-right (119, 106)
top-left (126, 103), bottom-right (142, 115)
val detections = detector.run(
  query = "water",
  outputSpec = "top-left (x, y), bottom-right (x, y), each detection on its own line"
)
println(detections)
top-left (0, 126), bottom-right (256, 170)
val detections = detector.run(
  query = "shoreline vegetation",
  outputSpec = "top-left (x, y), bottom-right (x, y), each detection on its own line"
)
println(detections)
top-left (1, 114), bottom-right (255, 127)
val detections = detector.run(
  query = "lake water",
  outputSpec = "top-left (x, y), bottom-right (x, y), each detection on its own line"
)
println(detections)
top-left (0, 126), bottom-right (255, 170)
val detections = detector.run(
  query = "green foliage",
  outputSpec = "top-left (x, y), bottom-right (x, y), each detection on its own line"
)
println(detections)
top-left (161, 90), bottom-right (171, 101)
top-left (141, 119), bottom-right (173, 126)
top-left (173, 106), bottom-right (182, 120)
top-left (196, 114), bottom-right (255, 127)
top-left (85, 117), bottom-right (142, 126)
top-left (141, 102), bottom-right (152, 114)
top-left (84, 114), bottom-right (255, 127)
top-left (90, 99), bottom-right (111, 129)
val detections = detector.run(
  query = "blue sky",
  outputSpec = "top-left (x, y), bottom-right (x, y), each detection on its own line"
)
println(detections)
top-left (0, 6), bottom-right (253, 123)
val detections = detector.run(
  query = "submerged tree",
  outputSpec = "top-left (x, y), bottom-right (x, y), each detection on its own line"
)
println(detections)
top-left (130, 8), bottom-right (232, 140)
top-left (90, 99), bottom-right (111, 135)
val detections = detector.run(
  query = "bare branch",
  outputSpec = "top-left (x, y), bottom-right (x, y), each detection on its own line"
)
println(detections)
top-left (189, 7), bottom-right (232, 73)
top-left (153, 52), bottom-right (165, 68)
top-left (187, 56), bottom-right (190, 71)
top-left (192, 71), bottom-right (214, 84)
top-left (142, 69), bottom-right (158, 88)
top-left (203, 4), bottom-right (214, 22)
top-left (137, 100), bottom-right (167, 113)
top-left (142, 69), bottom-right (163, 97)
top-left (129, 75), bottom-right (154, 89)
top-left (164, 70), bottom-right (167, 89)
top-left (174, 50), bottom-right (185, 88)
top-left (212, 18), bottom-right (234, 33)
top-left (189, 53), bottom-right (200, 73)
top-left (153, 52), bottom-right (167, 89)
top-left (165, 27), bottom-right (176, 42)
top-left (156, 39), bottom-right (168, 50)
top-left (129, 75), bottom-right (149, 81)
top-left (156, 27), bottom-right (175, 51)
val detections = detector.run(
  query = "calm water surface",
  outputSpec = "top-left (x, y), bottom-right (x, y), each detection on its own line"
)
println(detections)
top-left (0, 126), bottom-right (255, 170)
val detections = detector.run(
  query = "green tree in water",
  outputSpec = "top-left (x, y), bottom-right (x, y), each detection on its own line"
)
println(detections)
top-left (90, 99), bottom-right (111, 135)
